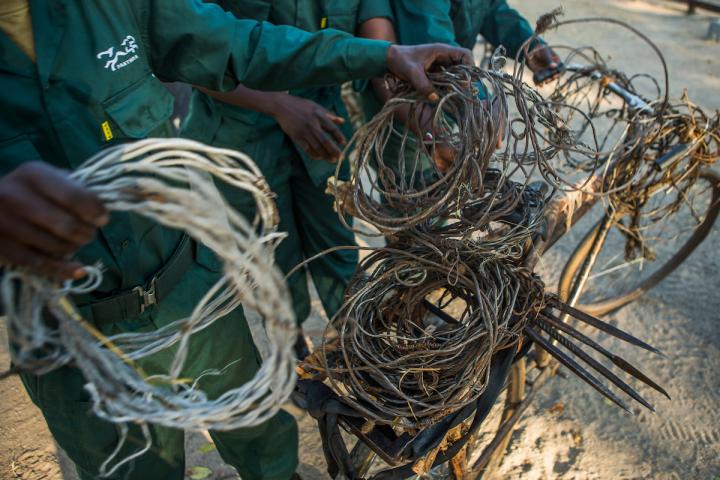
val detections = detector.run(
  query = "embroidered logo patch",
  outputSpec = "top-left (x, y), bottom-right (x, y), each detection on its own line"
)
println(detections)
top-left (97, 36), bottom-right (139, 72)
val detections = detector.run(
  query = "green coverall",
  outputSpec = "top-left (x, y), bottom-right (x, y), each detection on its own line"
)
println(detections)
top-left (357, 0), bottom-right (537, 185)
top-left (182, 0), bottom-right (393, 327)
top-left (0, 1), bottom-right (393, 479)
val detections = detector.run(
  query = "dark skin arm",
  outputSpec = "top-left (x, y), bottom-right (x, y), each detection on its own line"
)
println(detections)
top-left (199, 20), bottom-right (472, 163)
top-left (200, 86), bottom-right (347, 162)
top-left (0, 162), bottom-right (108, 279)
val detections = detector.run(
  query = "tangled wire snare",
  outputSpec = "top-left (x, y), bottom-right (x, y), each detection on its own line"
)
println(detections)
top-left (311, 246), bottom-right (545, 430)
top-left (333, 62), bottom-right (598, 241)
top-left (540, 16), bottom-right (720, 260)
top-left (2, 138), bottom-right (297, 474)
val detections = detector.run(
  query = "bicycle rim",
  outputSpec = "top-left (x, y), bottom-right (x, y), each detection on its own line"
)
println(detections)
top-left (558, 170), bottom-right (720, 316)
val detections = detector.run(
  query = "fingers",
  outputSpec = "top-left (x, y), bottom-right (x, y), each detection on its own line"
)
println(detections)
top-left (528, 45), bottom-right (563, 85)
top-left (320, 114), bottom-right (347, 149)
top-left (0, 182), bottom-right (97, 247)
top-left (429, 45), bottom-right (474, 67)
top-left (22, 162), bottom-right (108, 227)
top-left (0, 210), bottom-right (82, 255)
top-left (533, 66), bottom-right (561, 85)
top-left (386, 45), bottom-right (438, 101)
top-left (305, 111), bottom-right (345, 162)
top-left (408, 65), bottom-right (438, 102)
top-left (312, 129), bottom-right (343, 162)
top-left (432, 143), bottom-right (456, 173)
top-left (0, 237), bottom-right (85, 280)
top-left (0, 162), bottom-right (103, 279)
top-left (387, 44), bottom-right (473, 103)
top-left (326, 113), bottom-right (346, 126)
top-left (300, 134), bottom-right (324, 160)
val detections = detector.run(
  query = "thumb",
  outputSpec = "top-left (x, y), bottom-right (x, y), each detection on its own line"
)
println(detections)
top-left (407, 66), bottom-right (438, 102)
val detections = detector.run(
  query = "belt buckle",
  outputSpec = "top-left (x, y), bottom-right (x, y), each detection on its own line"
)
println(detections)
top-left (133, 278), bottom-right (157, 315)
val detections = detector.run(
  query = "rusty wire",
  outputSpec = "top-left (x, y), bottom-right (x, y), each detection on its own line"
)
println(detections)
top-left (309, 15), bottom-right (674, 434)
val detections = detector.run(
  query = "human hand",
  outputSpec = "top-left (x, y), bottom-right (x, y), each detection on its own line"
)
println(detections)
top-left (386, 44), bottom-right (474, 102)
top-left (405, 103), bottom-right (457, 172)
top-left (0, 162), bottom-right (108, 279)
top-left (272, 95), bottom-right (347, 162)
top-left (431, 140), bottom-right (457, 172)
top-left (527, 44), bottom-right (562, 85)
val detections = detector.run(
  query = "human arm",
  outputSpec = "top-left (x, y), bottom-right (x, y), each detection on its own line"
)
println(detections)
top-left (140, 0), bottom-right (472, 100)
top-left (201, 86), bottom-right (347, 162)
top-left (0, 163), bottom-right (108, 279)
top-left (478, 0), bottom-right (561, 83)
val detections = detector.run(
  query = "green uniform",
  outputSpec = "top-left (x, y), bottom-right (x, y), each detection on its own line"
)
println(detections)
top-left (391, 0), bottom-right (534, 52)
top-left (0, 1), bottom-right (393, 479)
top-left (182, 0), bottom-right (393, 326)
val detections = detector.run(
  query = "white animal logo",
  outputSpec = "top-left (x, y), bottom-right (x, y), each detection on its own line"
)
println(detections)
top-left (97, 35), bottom-right (140, 71)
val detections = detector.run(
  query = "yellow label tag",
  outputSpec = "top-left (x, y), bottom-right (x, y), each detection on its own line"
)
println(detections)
top-left (101, 121), bottom-right (113, 141)
top-left (320, 17), bottom-right (328, 29)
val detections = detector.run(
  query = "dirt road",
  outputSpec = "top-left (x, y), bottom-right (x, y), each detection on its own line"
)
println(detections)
top-left (1, 0), bottom-right (718, 479)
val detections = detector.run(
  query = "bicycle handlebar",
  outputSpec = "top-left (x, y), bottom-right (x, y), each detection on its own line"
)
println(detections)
top-left (561, 63), bottom-right (654, 115)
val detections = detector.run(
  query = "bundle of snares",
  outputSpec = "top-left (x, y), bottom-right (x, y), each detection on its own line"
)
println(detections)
top-left (310, 15), bottom-right (667, 434)
top-left (317, 246), bottom-right (545, 429)
top-left (333, 56), bottom-right (599, 243)
top-left (1, 138), bottom-right (297, 475)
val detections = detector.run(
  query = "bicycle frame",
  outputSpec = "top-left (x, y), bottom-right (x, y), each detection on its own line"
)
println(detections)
top-left (468, 66), bottom-right (713, 476)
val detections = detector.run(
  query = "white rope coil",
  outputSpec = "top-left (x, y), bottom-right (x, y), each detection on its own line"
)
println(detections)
top-left (2, 138), bottom-right (297, 475)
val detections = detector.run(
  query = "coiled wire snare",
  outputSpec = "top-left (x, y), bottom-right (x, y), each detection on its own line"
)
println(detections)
top-left (2, 138), bottom-right (297, 476)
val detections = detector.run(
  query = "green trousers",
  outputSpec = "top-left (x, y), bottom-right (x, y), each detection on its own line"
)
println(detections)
top-left (270, 140), bottom-right (358, 324)
top-left (197, 118), bottom-right (359, 325)
top-left (20, 259), bottom-right (298, 480)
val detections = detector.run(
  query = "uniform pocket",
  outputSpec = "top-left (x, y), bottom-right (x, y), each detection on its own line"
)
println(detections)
top-left (324, 0), bottom-right (360, 33)
top-left (102, 74), bottom-right (174, 140)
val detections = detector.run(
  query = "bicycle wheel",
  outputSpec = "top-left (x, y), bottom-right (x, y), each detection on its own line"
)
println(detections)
top-left (558, 170), bottom-right (720, 316)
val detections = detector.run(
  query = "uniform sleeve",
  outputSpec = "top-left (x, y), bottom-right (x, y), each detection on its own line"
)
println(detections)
top-left (392, 0), bottom-right (459, 47)
top-left (357, 0), bottom-right (394, 26)
top-left (478, 0), bottom-right (535, 57)
top-left (140, 0), bottom-right (391, 91)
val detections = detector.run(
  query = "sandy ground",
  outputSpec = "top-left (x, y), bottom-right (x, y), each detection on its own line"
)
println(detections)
top-left (1, 1), bottom-right (719, 479)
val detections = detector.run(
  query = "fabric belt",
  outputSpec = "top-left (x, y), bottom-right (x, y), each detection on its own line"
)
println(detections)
top-left (85, 235), bottom-right (196, 326)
